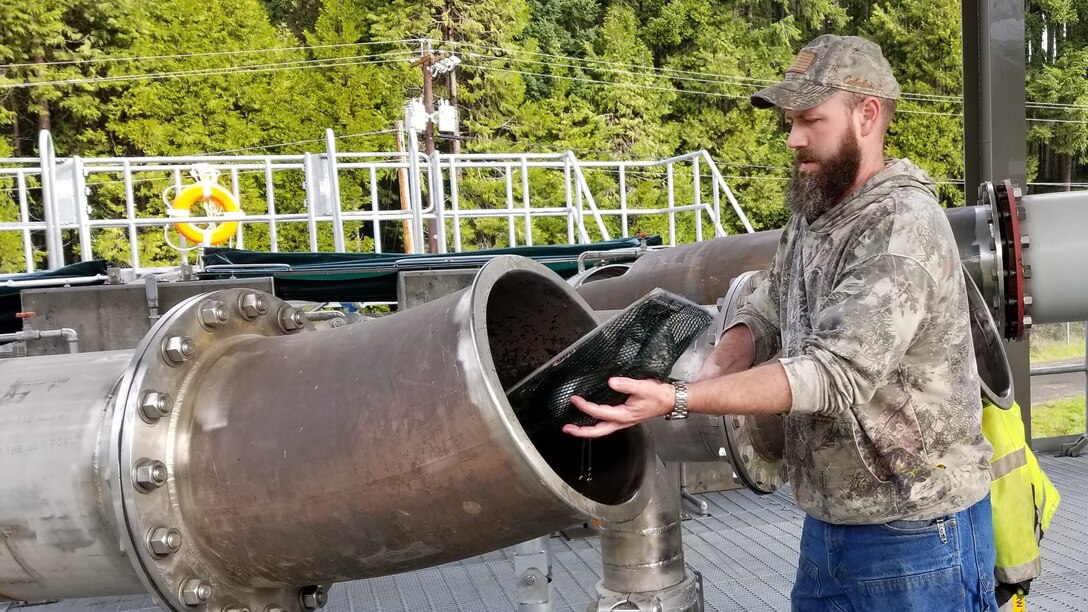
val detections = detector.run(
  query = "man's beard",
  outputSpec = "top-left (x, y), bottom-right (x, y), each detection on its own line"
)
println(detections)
top-left (785, 133), bottom-right (862, 222)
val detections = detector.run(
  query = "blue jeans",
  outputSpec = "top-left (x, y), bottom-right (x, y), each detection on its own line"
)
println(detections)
top-left (791, 497), bottom-right (998, 611)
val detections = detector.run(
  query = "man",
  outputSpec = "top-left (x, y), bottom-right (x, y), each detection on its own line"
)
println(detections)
top-left (564, 35), bottom-right (998, 611)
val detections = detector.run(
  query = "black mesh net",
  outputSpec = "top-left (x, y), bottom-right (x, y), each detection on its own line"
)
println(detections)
top-left (506, 288), bottom-right (713, 436)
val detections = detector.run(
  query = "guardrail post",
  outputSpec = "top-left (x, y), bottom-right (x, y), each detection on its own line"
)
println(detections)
top-left (39, 130), bottom-right (64, 269)
top-left (325, 129), bottom-right (346, 253)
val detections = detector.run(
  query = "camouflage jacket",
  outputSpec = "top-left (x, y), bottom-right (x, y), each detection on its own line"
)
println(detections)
top-left (734, 159), bottom-right (993, 524)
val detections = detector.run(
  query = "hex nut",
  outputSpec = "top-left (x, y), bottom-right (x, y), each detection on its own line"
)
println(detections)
top-left (239, 293), bottom-right (268, 320)
top-left (163, 335), bottom-right (195, 365)
top-left (148, 527), bottom-right (182, 557)
top-left (180, 579), bottom-right (212, 606)
top-left (133, 459), bottom-right (168, 493)
top-left (278, 307), bottom-right (306, 334)
top-left (140, 391), bottom-right (173, 422)
top-left (299, 586), bottom-right (328, 610)
top-left (200, 300), bottom-right (228, 328)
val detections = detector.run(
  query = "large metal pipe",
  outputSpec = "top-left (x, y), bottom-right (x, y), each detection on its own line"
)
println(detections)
top-left (576, 199), bottom-right (1088, 333)
top-left (0, 351), bottom-right (143, 601)
top-left (1, 257), bottom-right (657, 612)
top-left (1020, 190), bottom-right (1088, 325)
top-left (177, 262), bottom-right (654, 589)
top-left (576, 231), bottom-right (781, 310)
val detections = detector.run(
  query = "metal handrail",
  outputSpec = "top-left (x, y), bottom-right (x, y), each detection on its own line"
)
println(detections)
top-left (0, 129), bottom-right (753, 272)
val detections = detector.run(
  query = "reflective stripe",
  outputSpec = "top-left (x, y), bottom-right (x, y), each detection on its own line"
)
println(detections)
top-left (995, 556), bottom-right (1042, 585)
top-left (990, 447), bottom-right (1027, 479)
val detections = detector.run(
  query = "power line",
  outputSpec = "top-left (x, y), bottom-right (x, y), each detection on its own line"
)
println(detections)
top-left (446, 41), bottom-right (965, 104)
top-left (463, 61), bottom-right (960, 117)
top-left (1, 53), bottom-right (414, 90)
top-left (204, 130), bottom-right (396, 155)
top-left (1, 39), bottom-right (420, 70)
top-left (451, 40), bottom-right (1088, 114)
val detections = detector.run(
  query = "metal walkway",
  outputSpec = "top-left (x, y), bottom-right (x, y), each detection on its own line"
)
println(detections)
top-left (6, 453), bottom-right (1086, 612)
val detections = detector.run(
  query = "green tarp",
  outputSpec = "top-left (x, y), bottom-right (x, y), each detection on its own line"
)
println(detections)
top-left (199, 236), bottom-right (659, 304)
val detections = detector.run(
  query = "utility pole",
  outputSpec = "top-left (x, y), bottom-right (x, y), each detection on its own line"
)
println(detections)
top-left (420, 40), bottom-right (436, 159)
top-left (441, 16), bottom-right (462, 157)
top-left (411, 40), bottom-right (439, 253)
top-left (394, 120), bottom-right (414, 254)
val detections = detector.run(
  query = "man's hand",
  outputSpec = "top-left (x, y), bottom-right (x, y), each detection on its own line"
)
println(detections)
top-left (563, 377), bottom-right (675, 439)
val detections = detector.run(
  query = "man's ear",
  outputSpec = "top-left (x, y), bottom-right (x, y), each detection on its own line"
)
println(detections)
top-left (857, 96), bottom-right (882, 137)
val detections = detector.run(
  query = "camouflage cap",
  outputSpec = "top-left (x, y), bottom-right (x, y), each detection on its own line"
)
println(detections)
top-left (751, 35), bottom-right (900, 111)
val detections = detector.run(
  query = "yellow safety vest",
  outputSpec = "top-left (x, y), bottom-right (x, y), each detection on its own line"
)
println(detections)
top-left (982, 401), bottom-right (1060, 585)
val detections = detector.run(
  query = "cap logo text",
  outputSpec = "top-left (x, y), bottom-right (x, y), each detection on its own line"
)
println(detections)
top-left (844, 76), bottom-right (874, 89)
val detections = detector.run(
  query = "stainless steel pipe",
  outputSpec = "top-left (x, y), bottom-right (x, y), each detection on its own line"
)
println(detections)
top-left (576, 231), bottom-right (781, 310)
top-left (598, 461), bottom-right (686, 593)
top-left (1020, 190), bottom-right (1088, 325)
top-left (176, 259), bottom-right (654, 591)
top-left (0, 351), bottom-right (143, 601)
top-left (1, 256), bottom-right (657, 612)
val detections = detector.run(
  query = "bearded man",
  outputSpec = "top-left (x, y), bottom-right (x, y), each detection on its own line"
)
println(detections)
top-left (564, 35), bottom-right (998, 611)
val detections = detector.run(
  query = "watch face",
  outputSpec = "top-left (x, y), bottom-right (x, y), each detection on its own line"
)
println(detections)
top-left (506, 288), bottom-right (712, 436)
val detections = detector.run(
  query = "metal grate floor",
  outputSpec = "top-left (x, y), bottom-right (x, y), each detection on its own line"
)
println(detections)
top-left (6, 453), bottom-right (1087, 612)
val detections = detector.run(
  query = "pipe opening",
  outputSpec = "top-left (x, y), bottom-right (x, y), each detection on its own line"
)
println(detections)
top-left (485, 270), bottom-right (647, 506)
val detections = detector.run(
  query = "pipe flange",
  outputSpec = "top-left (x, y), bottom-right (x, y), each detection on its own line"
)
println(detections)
top-left (109, 288), bottom-right (315, 612)
top-left (998, 180), bottom-right (1028, 339)
top-left (718, 271), bottom-right (786, 494)
top-left (723, 413), bottom-right (786, 495)
top-left (980, 180), bottom-right (1030, 340)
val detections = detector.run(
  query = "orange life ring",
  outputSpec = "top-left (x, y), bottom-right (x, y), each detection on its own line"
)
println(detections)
top-left (170, 183), bottom-right (241, 245)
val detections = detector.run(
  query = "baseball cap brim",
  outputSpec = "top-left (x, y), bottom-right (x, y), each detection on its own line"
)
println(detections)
top-left (751, 78), bottom-right (839, 111)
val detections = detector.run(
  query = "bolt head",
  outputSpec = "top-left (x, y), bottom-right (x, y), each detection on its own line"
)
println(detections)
top-left (200, 300), bottom-right (228, 328)
top-left (163, 335), bottom-right (195, 365)
top-left (299, 586), bottom-right (327, 610)
top-left (148, 527), bottom-right (182, 556)
top-left (279, 307), bottom-right (306, 333)
top-left (181, 579), bottom-right (212, 606)
top-left (239, 293), bottom-right (269, 320)
top-left (140, 391), bottom-right (172, 422)
top-left (134, 459), bottom-right (168, 492)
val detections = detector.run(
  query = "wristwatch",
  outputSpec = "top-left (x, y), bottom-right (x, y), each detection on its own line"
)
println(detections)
top-left (664, 380), bottom-right (689, 420)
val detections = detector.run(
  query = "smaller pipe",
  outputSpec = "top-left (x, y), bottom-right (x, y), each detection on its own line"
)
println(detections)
top-left (576, 248), bottom-right (645, 273)
top-left (0, 274), bottom-right (109, 288)
top-left (302, 311), bottom-right (346, 322)
top-left (679, 463), bottom-right (709, 517)
top-left (1030, 363), bottom-right (1086, 376)
top-left (0, 328), bottom-right (79, 353)
top-left (680, 489), bottom-right (709, 517)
